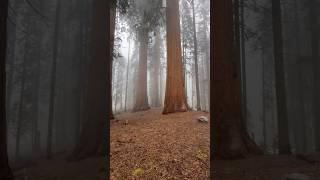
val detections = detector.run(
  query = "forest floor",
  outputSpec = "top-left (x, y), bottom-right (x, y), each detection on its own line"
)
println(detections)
top-left (214, 155), bottom-right (320, 180)
top-left (13, 156), bottom-right (105, 180)
top-left (110, 108), bottom-right (210, 179)
top-left (13, 108), bottom-right (320, 180)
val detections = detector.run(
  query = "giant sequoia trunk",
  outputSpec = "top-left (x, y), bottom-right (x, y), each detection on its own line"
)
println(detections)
top-left (212, 0), bottom-right (261, 159)
top-left (132, 28), bottom-right (150, 112)
top-left (0, 0), bottom-right (14, 179)
top-left (163, 0), bottom-right (189, 114)
top-left (71, 0), bottom-right (110, 160)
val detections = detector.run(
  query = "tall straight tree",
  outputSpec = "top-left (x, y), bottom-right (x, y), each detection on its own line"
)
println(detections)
top-left (71, 0), bottom-right (110, 159)
top-left (190, 0), bottom-right (201, 111)
top-left (234, 0), bottom-right (246, 125)
top-left (47, 0), bottom-right (61, 159)
top-left (0, 0), bottom-right (13, 179)
top-left (163, 0), bottom-right (189, 114)
top-left (110, 5), bottom-right (116, 119)
top-left (271, 0), bottom-right (291, 154)
top-left (212, 0), bottom-right (261, 158)
top-left (240, 0), bottom-right (247, 124)
top-left (151, 31), bottom-right (161, 107)
top-left (124, 37), bottom-right (131, 111)
top-left (133, 28), bottom-right (150, 111)
top-left (15, 43), bottom-right (28, 160)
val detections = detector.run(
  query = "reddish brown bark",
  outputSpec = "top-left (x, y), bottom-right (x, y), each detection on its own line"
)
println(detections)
top-left (163, 0), bottom-right (189, 114)
top-left (132, 28), bottom-right (150, 112)
top-left (212, 0), bottom-right (261, 159)
top-left (0, 0), bottom-right (14, 179)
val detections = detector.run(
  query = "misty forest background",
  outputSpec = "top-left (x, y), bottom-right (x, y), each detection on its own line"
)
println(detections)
top-left (1, 0), bottom-right (320, 179)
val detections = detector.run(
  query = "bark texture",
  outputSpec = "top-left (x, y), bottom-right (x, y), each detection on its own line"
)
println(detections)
top-left (163, 0), bottom-right (189, 114)
top-left (212, 0), bottom-right (262, 159)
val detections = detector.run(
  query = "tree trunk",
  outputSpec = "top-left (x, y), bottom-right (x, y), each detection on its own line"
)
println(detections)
top-left (240, 0), bottom-right (247, 126)
top-left (262, 53), bottom-right (267, 151)
top-left (0, 0), bottom-right (14, 178)
top-left (114, 67), bottom-right (119, 113)
top-left (124, 39), bottom-right (131, 111)
top-left (271, 0), bottom-right (291, 154)
top-left (47, 0), bottom-right (61, 159)
top-left (71, 0), bottom-right (110, 160)
top-left (15, 44), bottom-right (27, 160)
top-left (32, 54), bottom-right (41, 153)
top-left (160, 65), bottom-right (163, 106)
top-left (191, 0), bottom-right (201, 111)
top-left (133, 28), bottom-right (150, 112)
top-left (212, 0), bottom-right (262, 159)
top-left (6, 0), bottom-right (18, 117)
top-left (292, 0), bottom-right (306, 154)
top-left (110, 7), bottom-right (116, 119)
top-left (235, 0), bottom-right (247, 127)
top-left (163, 0), bottom-right (189, 114)
top-left (152, 32), bottom-right (161, 107)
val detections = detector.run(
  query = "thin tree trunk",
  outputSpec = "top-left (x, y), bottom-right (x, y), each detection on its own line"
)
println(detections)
top-left (15, 44), bottom-right (27, 160)
top-left (5, 0), bottom-right (18, 115)
top-left (120, 76), bottom-right (123, 111)
top-left (124, 39), bottom-right (131, 111)
top-left (271, 0), bottom-right (291, 154)
top-left (183, 43), bottom-right (188, 98)
top-left (163, 0), bottom-right (189, 114)
top-left (160, 65), bottom-right (163, 106)
top-left (262, 53), bottom-right (267, 151)
top-left (191, 0), bottom-right (201, 111)
top-left (114, 68), bottom-right (118, 113)
top-left (47, 0), bottom-right (61, 159)
top-left (152, 32), bottom-right (161, 107)
top-left (110, 7), bottom-right (116, 119)
top-left (32, 55), bottom-right (41, 153)
top-left (292, 0), bottom-right (306, 154)
top-left (240, 0), bottom-right (247, 125)
top-left (235, 0), bottom-right (247, 127)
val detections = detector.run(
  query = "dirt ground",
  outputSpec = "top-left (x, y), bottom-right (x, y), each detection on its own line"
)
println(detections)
top-left (215, 155), bottom-right (320, 180)
top-left (13, 157), bottom-right (105, 180)
top-left (110, 108), bottom-right (210, 179)
top-left (13, 108), bottom-right (320, 180)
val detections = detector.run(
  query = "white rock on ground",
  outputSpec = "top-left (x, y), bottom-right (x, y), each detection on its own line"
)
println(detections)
top-left (197, 116), bottom-right (209, 123)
